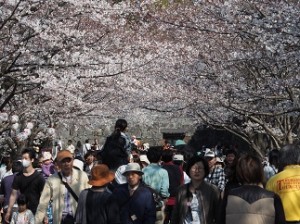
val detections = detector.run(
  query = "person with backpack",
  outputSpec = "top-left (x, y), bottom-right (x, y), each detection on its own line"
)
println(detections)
top-left (100, 119), bottom-right (132, 171)
top-left (75, 164), bottom-right (120, 224)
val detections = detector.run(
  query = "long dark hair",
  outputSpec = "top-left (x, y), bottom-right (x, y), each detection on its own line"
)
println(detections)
top-left (111, 119), bottom-right (128, 139)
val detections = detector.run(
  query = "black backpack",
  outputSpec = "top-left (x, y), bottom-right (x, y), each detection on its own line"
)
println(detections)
top-left (100, 135), bottom-right (128, 170)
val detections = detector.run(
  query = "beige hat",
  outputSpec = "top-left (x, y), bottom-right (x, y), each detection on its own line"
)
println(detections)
top-left (139, 155), bottom-right (150, 165)
top-left (56, 150), bottom-right (73, 162)
top-left (42, 151), bottom-right (52, 161)
top-left (122, 163), bottom-right (144, 176)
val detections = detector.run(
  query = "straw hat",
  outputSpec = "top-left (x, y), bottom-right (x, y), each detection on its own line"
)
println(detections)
top-left (88, 164), bottom-right (115, 187)
top-left (122, 163), bottom-right (143, 176)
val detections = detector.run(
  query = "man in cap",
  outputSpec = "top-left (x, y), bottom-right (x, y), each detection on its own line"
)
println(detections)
top-left (35, 150), bottom-right (90, 224)
top-left (113, 163), bottom-right (156, 224)
top-left (161, 150), bottom-right (183, 224)
top-left (204, 149), bottom-right (226, 193)
top-left (173, 154), bottom-right (190, 184)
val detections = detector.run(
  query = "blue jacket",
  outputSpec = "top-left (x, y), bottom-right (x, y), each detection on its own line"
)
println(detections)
top-left (113, 183), bottom-right (156, 224)
top-left (142, 164), bottom-right (170, 198)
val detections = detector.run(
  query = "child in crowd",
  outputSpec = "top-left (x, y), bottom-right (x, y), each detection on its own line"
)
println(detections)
top-left (10, 194), bottom-right (34, 224)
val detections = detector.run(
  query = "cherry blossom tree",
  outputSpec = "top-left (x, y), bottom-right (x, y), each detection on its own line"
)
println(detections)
top-left (184, 0), bottom-right (300, 154)
top-left (1, 0), bottom-right (299, 156)
top-left (120, 0), bottom-right (300, 155)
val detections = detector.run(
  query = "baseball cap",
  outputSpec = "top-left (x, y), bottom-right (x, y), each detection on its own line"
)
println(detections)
top-left (56, 150), bottom-right (73, 162)
top-left (173, 154), bottom-right (184, 161)
top-left (204, 150), bottom-right (215, 158)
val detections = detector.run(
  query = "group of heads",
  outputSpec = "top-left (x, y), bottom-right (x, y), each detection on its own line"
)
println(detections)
top-left (203, 148), bottom-right (238, 169)
top-left (88, 162), bottom-right (144, 188)
top-left (186, 152), bottom-right (264, 185)
top-left (17, 141), bottom-right (300, 190)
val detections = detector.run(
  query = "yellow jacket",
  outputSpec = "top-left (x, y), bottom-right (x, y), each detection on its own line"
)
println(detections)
top-left (266, 165), bottom-right (300, 221)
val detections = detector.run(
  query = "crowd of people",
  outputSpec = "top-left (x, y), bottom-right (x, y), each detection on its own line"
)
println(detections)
top-left (0, 118), bottom-right (299, 224)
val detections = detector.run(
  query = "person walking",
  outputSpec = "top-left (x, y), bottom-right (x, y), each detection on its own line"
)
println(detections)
top-left (82, 139), bottom-right (91, 158)
top-left (204, 149), bottom-right (226, 194)
top-left (0, 157), bottom-right (13, 182)
top-left (113, 163), bottom-right (156, 224)
top-left (0, 161), bottom-right (23, 222)
top-left (263, 149), bottom-right (279, 182)
top-left (161, 150), bottom-right (183, 224)
top-left (142, 147), bottom-right (169, 224)
top-left (66, 140), bottom-right (75, 154)
top-left (5, 148), bottom-right (45, 223)
top-left (35, 150), bottom-right (90, 224)
top-left (218, 154), bottom-right (286, 224)
top-left (171, 155), bottom-right (220, 224)
top-left (75, 164), bottom-right (120, 224)
top-left (83, 151), bottom-right (96, 180)
top-left (173, 154), bottom-right (190, 184)
top-left (266, 143), bottom-right (300, 223)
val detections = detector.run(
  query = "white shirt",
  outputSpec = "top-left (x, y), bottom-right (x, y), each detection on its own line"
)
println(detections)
top-left (82, 143), bottom-right (91, 155)
top-left (184, 193), bottom-right (201, 224)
